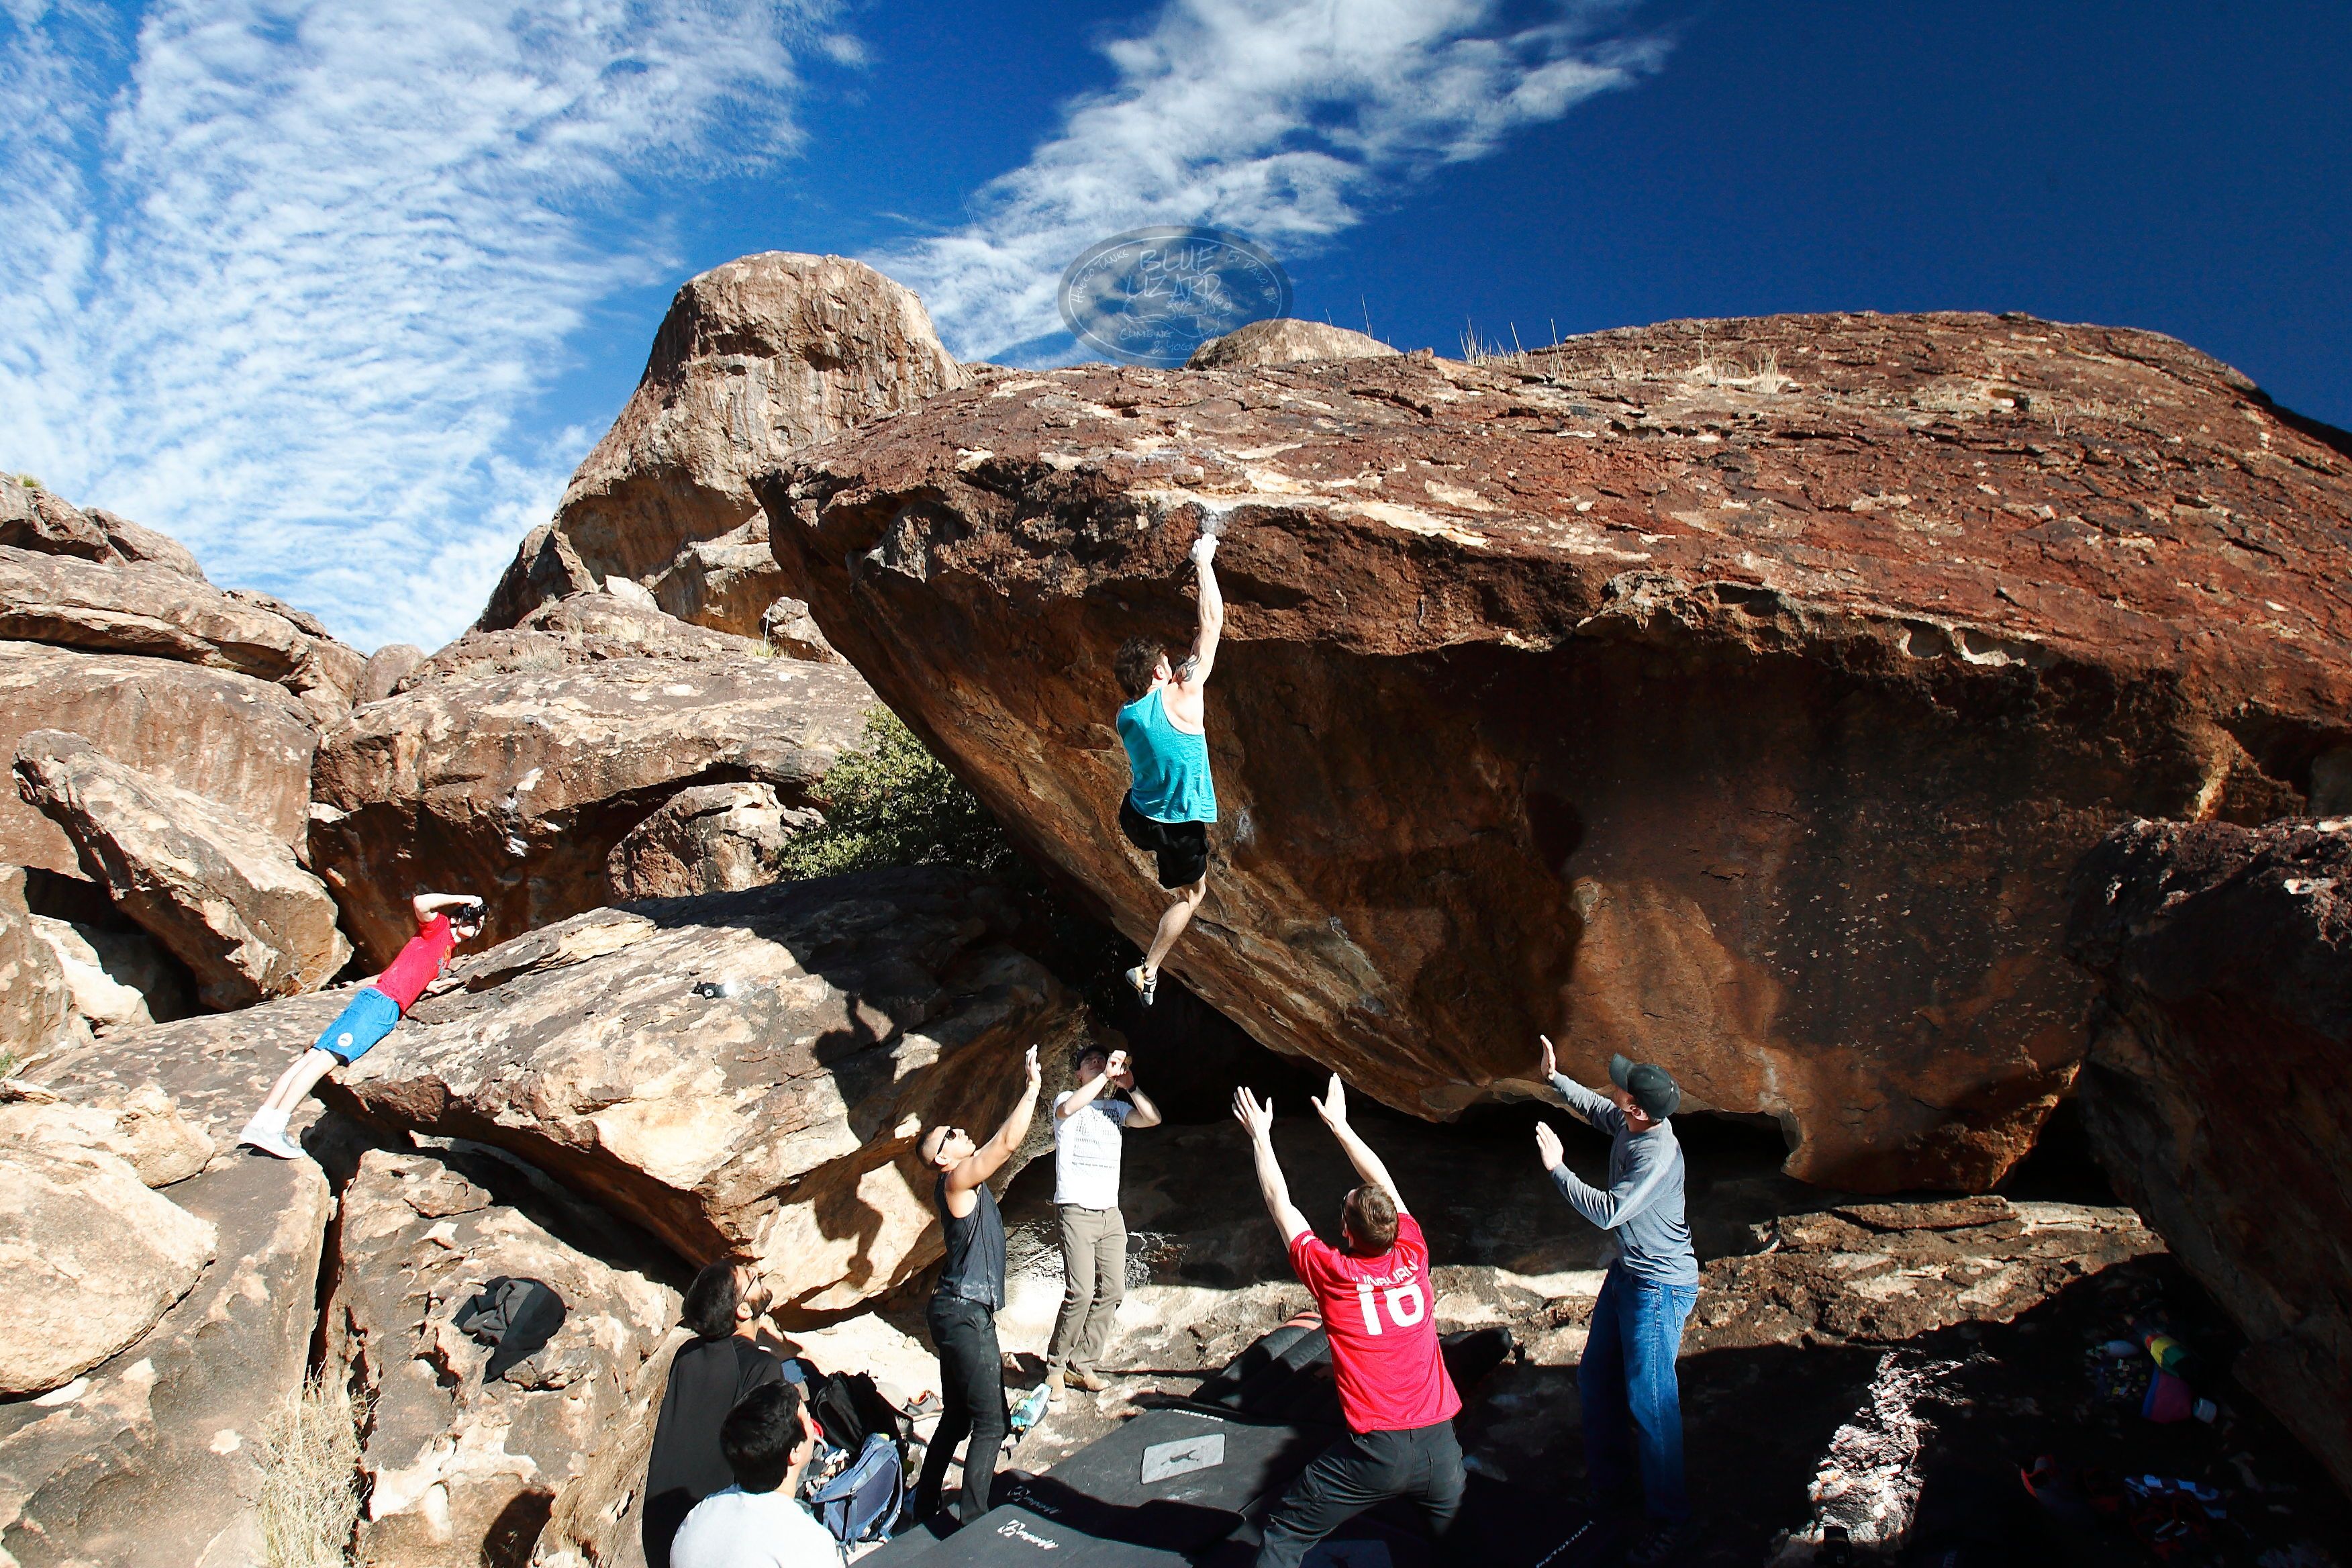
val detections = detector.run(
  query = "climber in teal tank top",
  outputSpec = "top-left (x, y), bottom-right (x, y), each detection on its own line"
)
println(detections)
top-left (1110, 527), bottom-right (1224, 1006)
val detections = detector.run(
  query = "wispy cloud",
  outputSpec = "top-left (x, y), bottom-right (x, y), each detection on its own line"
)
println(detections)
top-left (883, 0), bottom-right (1667, 362)
top-left (0, 0), bottom-right (835, 650)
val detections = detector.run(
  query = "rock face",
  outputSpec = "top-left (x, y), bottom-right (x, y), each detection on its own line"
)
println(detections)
top-left (3, 994), bottom-right (338, 1566)
top-left (0, 1142), bottom-right (215, 1397)
top-left (0, 1155), bottom-right (332, 1567)
top-left (1186, 318), bottom-right (1395, 369)
top-left (330, 1144), bottom-right (677, 1568)
top-left (1690, 1194), bottom-right (2163, 1349)
top-left (1, 866), bottom-right (78, 1058)
top-left (2066, 816), bottom-right (2352, 1493)
top-left (327, 867), bottom-right (1092, 1315)
top-left (0, 479), bottom-right (205, 579)
top-left (27, 917), bottom-right (190, 1032)
top-left (311, 595), bottom-right (872, 965)
top-left (765, 309), bottom-right (2352, 1189)
top-left (0, 544), bottom-right (362, 724)
top-left (478, 253), bottom-right (966, 636)
top-left (16, 730), bottom-right (352, 1008)
top-left (528, 1334), bottom-right (681, 1568)
top-left (0, 1079), bottom-right (213, 1187)
top-left (358, 642), bottom-right (426, 704)
top-left (0, 641), bottom-right (318, 877)
top-left (603, 782), bottom-right (818, 900)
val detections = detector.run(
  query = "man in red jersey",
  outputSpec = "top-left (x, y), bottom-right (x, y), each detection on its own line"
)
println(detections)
top-left (1233, 1073), bottom-right (1465, 1568)
top-left (236, 891), bottom-right (484, 1159)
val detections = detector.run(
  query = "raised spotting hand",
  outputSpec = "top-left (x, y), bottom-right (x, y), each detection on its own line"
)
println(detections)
top-left (1233, 1085), bottom-right (1275, 1142)
top-left (1534, 1121), bottom-right (1565, 1173)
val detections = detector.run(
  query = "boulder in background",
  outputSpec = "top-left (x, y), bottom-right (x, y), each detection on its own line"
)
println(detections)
top-left (309, 597), bottom-right (870, 965)
top-left (603, 782), bottom-right (818, 901)
top-left (328, 868), bottom-right (1089, 1315)
top-left (15, 730), bottom-right (352, 1010)
top-left (0, 641), bottom-right (317, 877)
top-left (477, 253), bottom-right (965, 636)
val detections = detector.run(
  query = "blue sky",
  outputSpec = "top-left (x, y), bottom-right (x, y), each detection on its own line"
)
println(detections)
top-left (3, 0), bottom-right (2345, 652)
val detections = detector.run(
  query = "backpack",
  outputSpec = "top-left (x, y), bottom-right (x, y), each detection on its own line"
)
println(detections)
top-left (805, 1370), bottom-right (907, 1451)
top-left (805, 1431), bottom-right (903, 1553)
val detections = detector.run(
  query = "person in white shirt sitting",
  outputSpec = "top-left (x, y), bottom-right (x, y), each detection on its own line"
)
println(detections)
top-left (670, 1382), bottom-right (836, 1568)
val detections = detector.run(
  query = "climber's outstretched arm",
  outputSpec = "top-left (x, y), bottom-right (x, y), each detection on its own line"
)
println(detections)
top-left (1234, 1086), bottom-right (1310, 1241)
top-left (1177, 533), bottom-right (1222, 689)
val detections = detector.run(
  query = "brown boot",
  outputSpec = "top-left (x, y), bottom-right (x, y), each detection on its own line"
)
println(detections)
top-left (1071, 1369), bottom-right (1111, 1393)
top-left (1045, 1369), bottom-right (1067, 1405)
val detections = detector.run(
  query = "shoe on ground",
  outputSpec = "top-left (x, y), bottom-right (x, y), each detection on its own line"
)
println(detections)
top-left (1071, 1369), bottom-right (1111, 1393)
top-left (1624, 1516), bottom-right (1700, 1566)
top-left (1125, 965), bottom-right (1157, 1006)
top-left (238, 1118), bottom-right (307, 1160)
top-left (1045, 1369), bottom-right (1067, 1405)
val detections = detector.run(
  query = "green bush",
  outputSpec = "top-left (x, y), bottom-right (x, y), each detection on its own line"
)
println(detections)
top-left (775, 708), bottom-right (1129, 1008)
top-left (773, 709), bottom-right (1027, 882)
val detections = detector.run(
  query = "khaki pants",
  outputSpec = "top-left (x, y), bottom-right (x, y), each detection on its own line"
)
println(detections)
top-left (1046, 1204), bottom-right (1126, 1376)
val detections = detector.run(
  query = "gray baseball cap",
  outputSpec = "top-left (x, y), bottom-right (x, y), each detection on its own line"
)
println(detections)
top-left (1609, 1054), bottom-right (1680, 1119)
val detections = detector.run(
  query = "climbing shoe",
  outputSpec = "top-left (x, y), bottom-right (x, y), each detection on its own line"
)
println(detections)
top-left (238, 1116), bottom-right (306, 1161)
top-left (1126, 965), bottom-right (1156, 1006)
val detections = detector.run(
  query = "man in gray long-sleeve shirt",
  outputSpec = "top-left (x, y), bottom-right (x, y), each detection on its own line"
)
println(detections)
top-left (1533, 1035), bottom-right (1700, 1566)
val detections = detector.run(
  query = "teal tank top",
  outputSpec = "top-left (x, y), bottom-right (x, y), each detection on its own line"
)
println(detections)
top-left (1116, 688), bottom-right (1218, 824)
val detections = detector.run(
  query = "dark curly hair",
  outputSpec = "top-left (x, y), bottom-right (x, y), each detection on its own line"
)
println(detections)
top-left (1114, 638), bottom-right (1167, 700)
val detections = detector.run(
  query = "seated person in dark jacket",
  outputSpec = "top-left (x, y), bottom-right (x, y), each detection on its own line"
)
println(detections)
top-left (644, 1261), bottom-right (784, 1568)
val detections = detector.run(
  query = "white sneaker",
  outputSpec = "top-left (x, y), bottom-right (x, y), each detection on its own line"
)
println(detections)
top-left (238, 1118), bottom-right (307, 1160)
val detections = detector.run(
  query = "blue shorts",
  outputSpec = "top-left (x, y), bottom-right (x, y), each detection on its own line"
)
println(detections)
top-left (312, 986), bottom-right (403, 1064)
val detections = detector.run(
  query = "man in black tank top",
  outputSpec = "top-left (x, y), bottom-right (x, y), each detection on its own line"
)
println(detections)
top-left (911, 1044), bottom-right (1041, 1528)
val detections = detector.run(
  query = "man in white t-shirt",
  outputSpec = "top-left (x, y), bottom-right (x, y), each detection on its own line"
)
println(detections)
top-left (671, 1381), bottom-right (836, 1568)
top-left (1045, 1046), bottom-right (1161, 1402)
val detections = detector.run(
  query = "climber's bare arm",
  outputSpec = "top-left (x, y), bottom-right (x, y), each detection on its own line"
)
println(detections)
top-left (1178, 534), bottom-right (1222, 689)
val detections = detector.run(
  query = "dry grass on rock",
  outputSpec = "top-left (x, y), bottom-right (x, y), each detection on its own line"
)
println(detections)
top-left (256, 1376), bottom-right (362, 1568)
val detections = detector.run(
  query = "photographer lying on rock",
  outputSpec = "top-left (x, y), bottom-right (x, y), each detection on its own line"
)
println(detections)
top-left (238, 889), bottom-right (484, 1159)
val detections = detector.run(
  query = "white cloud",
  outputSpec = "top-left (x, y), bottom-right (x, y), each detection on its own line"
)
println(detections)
top-left (882, 0), bottom-right (1666, 362)
top-left (0, 0), bottom-right (835, 650)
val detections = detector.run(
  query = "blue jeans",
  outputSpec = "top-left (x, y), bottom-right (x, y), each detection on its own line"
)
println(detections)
top-left (1579, 1267), bottom-right (1699, 1522)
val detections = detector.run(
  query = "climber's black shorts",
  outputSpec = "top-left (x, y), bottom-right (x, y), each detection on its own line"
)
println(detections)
top-left (1120, 795), bottom-right (1210, 890)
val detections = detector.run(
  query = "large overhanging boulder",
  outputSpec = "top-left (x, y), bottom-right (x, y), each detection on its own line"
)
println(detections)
top-left (0, 642), bottom-right (318, 877)
top-left (478, 253), bottom-right (966, 636)
top-left (16, 731), bottom-right (352, 1008)
top-left (309, 593), bottom-right (871, 965)
top-left (2066, 816), bottom-right (2352, 1493)
top-left (324, 867), bottom-right (1091, 1316)
top-left (761, 309), bottom-right (2352, 1190)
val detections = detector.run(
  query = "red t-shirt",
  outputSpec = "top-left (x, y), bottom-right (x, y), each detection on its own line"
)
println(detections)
top-left (373, 914), bottom-right (457, 1012)
top-left (1287, 1212), bottom-right (1461, 1434)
